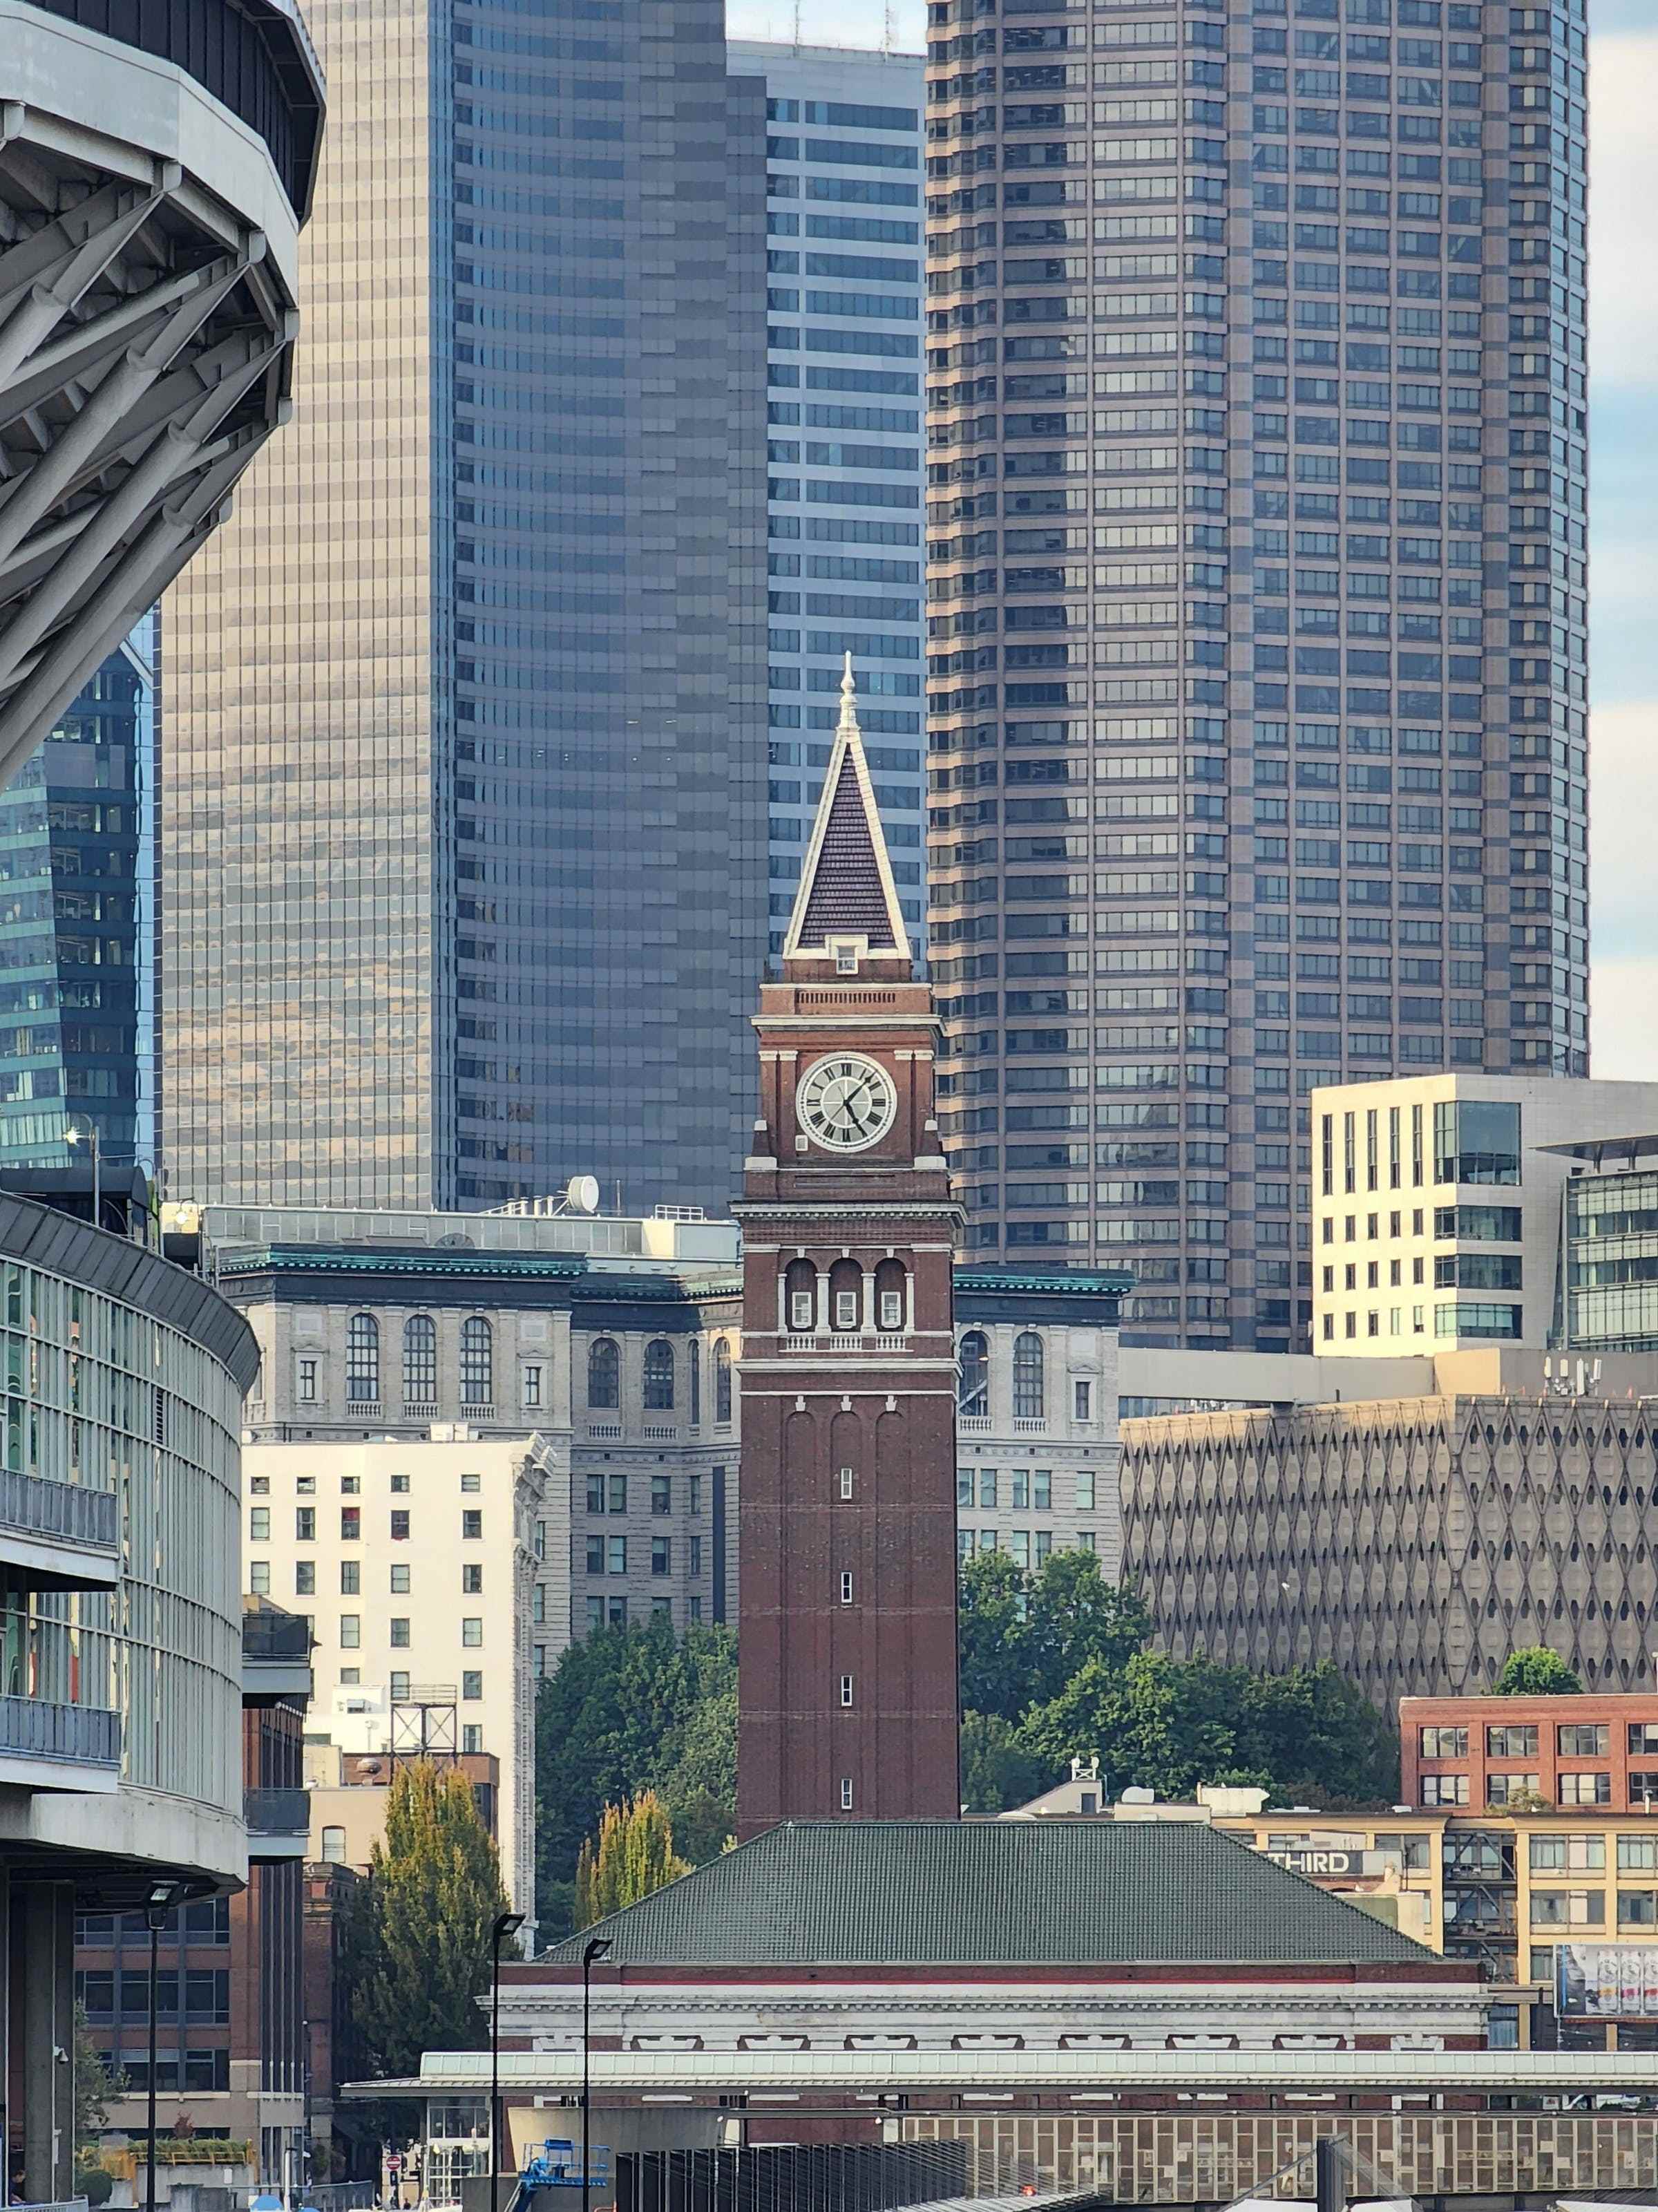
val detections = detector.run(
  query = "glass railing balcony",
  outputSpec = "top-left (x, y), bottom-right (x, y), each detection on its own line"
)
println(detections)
top-left (0, 1691), bottom-right (120, 1777)
top-left (0, 1469), bottom-right (119, 1587)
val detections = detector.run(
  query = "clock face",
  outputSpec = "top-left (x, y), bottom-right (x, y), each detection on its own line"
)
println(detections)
top-left (797, 1053), bottom-right (897, 1153)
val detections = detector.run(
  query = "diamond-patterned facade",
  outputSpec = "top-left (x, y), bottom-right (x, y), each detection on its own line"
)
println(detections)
top-left (1121, 1396), bottom-right (1658, 1707)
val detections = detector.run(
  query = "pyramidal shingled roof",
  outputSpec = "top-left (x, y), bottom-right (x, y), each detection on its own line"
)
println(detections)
top-left (782, 656), bottom-right (910, 963)
top-left (539, 1819), bottom-right (1434, 1968)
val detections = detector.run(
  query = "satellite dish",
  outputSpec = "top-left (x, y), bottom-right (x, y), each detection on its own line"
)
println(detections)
top-left (566, 1174), bottom-right (600, 1215)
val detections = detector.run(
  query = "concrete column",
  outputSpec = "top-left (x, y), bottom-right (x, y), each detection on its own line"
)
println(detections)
top-left (19, 1880), bottom-right (74, 2202)
top-left (860, 1272), bottom-right (876, 1335)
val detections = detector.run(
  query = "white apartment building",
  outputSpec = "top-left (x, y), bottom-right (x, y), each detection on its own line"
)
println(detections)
top-left (243, 1437), bottom-right (549, 1918)
top-left (1310, 1077), bottom-right (1658, 1356)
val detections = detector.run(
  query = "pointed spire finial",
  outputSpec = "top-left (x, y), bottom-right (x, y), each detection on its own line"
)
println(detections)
top-left (778, 654), bottom-right (911, 969)
top-left (839, 650), bottom-right (858, 735)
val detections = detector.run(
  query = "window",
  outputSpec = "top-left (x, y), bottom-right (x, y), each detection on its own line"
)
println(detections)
top-left (652, 1537), bottom-right (671, 1576)
top-left (608, 1474), bottom-right (627, 1512)
top-left (689, 1535), bottom-right (703, 1575)
top-left (461, 1618), bottom-right (482, 1647)
top-left (1559, 1772), bottom-right (1611, 1806)
top-left (462, 1565), bottom-right (482, 1594)
top-left (390, 1670), bottom-right (410, 1699)
top-left (840, 1570), bottom-right (854, 1604)
top-left (321, 1826), bottom-right (346, 1864)
top-left (390, 1510), bottom-right (410, 1541)
top-left (978, 1470), bottom-right (997, 1508)
top-left (714, 1339), bottom-right (733, 1423)
top-left (957, 1331), bottom-right (989, 1417)
top-left (644, 1339), bottom-right (675, 1410)
top-left (295, 1561), bottom-right (315, 1596)
top-left (531, 1583), bottom-right (544, 1623)
top-left (297, 1356), bottom-right (316, 1403)
top-left (390, 1564), bottom-right (410, 1594)
top-left (1620, 1891), bottom-right (1658, 1928)
top-left (879, 1289), bottom-right (904, 1329)
top-left (1631, 1723), bottom-right (1658, 1756)
top-left (1530, 1890), bottom-right (1603, 1929)
top-left (1536, 1833), bottom-right (1606, 1872)
top-left (339, 1614), bottom-right (360, 1648)
top-left (341, 1506), bottom-right (360, 1541)
top-left (652, 1476), bottom-right (671, 1515)
top-left (586, 1535), bottom-right (605, 1574)
top-left (1013, 1331), bottom-right (1045, 1420)
top-left (294, 1507), bottom-right (315, 1542)
top-left (346, 1314), bottom-right (379, 1403)
top-left (1487, 1724), bottom-right (1537, 1757)
top-left (1076, 1468), bottom-right (1095, 1511)
top-left (1421, 1774), bottom-right (1469, 1806)
top-left (1559, 1723), bottom-right (1609, 1757)
top-left (1485, 1773), bottom-right (1540, 1806)
top-left (249, 1560), bottom-right (270, 1594)
top-left (340, 1561), bottom-right (360, 1595)
top-left (341, 1667), bottom-right (359, 1686)
top-left (1419, 1726), bottom-right (1467, 1757)
top-left (249, 1508), bottom-right (270, 1542)
top-left (841, 1675), bottom-right (854, 1707)
top-left (390, 1473), bottom-right (410, 1493)
top-left (835, 1290), bottom-right (859, 1329)
top-left (460, 1317), bottom-right (493, 1404)
top-left (687, 1344), bottom-right (701, 1426)
top-left (462, 1509), bottom-right (482, 1540)
top-left (390, 1618), bottom-right (410, 1647)
top-left (838, 1466), bottom-right (853, 1500)
top-left (462, 1724), bottom-right (484, 1755)
top-left (251, 1477), bottom-right (269, 1496)
top-left (585, 1596), bottom-right (603, 1632)
top-left (588, 1339), bottom-right (620, 1408)
top-left (1074, 1379), bottom-right (1092, 1421)
top-left (461, 1473), bottom-right (480, 1493)
top-left (790, 1290), bottom-right (815, 1330)
top-left (1033, 1471), bottom-right (1051, 1510)
top-left (607, 1536), bottom-right (627, 1575)
top-left (403, 1315), bottom-right (437, 1404)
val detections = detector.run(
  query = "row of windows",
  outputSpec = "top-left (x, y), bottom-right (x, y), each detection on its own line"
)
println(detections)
top-left (584, 1535), bottom-right (703, 1576)
top-left (584, 1594), bottom-right (705, 1631)
top-left (1422, 1723), bottom-right (1658, 1759)
top-left (585, 1473), bottom-right (706, 1515)
top-left (249, 1507), bottom-right (486, 1544)
top-left (330, 1313), bottom-right (499, 1406)
top-left (249, 1560), bottom-right (486, 1597)
top-left (587, 1335), bottom-right (732, 1418)
top-left (1423, 1773), bottom-right (1655, 1809)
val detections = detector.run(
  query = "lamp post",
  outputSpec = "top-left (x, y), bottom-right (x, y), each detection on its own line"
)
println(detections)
top-left (64, 1113), bottom-right (101, 1231)
top-left (580, 1938), bottom-right (611, 2209)
top-left (144, 1880), bottom-right (186, 2212)
top-left (490, 1911), bottom-right (525, 2212)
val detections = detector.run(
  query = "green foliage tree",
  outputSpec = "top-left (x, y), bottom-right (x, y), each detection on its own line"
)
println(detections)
top-left (351, 1761), bottom-right (511, 2082)
top-left (73, 2001), bottom-right (124, 2146)
top-left (959, 1710), bottom-right (1052, 1815)
top-left (534, 1618), bottom-right (736, 1907)
top-left (959, 1549), bottom-right (1152, 1723)
top-left (574, 1790), bottom-right (689, 1927)
top-left (1494, 1647), bottom-right (1581, 1695)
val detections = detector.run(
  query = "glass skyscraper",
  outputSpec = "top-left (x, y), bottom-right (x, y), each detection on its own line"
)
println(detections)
top-left (0, 621), bottom-right (156, 1174)
top-left (162, 0), bottom-right (769, 1216)
top-left (925, 0), bottom-right (1588, 1351)
top-left (730, 41), bottom-right (928, 965)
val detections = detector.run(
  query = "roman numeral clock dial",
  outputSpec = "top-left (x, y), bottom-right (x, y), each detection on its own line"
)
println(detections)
top-left (796, 1052), bottom-right (897, 1153)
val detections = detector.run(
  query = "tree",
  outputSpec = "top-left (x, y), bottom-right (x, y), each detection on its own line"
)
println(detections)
top-left (958, 1548), bottom-right (1152, 1723)
top-left (957, 1550), bottom-right (1033, 1723)
top-left (534, 1619), bottom-right (736, 1906)
top-left (574, 1791), bottom-right (689, 1927)
top-left (352, 1761), bottom-right (512, 2081)
top-left (959, 1710), bottom-right (1051, 1815)
top-left (1495, 1647), bottom-right (1581, 1695)
top-left (73, 2002), bottom-right (124, 2146)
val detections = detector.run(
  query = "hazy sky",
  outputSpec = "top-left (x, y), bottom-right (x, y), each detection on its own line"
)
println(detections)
top-left (729, 0), bottom-right (1658, 1080)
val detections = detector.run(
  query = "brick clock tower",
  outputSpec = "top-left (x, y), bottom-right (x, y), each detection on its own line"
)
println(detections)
top-left (736, 659), bottom-right (963, 1838)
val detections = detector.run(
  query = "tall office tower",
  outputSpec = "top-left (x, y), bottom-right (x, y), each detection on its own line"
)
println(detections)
top-left (163, 0), bottom-right (769, 1216)
top-left (0, 620), bottom-right (155, 1175)
top-left (728, 42), bottom-right (929, 967)
top-left (925, 0), bottom-right (1589, 1352)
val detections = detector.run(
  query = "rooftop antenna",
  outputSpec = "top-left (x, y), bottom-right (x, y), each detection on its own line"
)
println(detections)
top-left (884, 0), bottom-right (895, 50)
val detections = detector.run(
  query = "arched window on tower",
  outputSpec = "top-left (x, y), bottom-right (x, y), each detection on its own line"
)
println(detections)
top-left (828, 1258), bottom-right (864, 1334)
top-left (957, 1330), bottom-right (989, 1418)
top-left (346, 1314), bottom-right (379, 1404)
top-left (1013, 1331), bottom-right (1045, 1422)
top-left (874, 1257), bottom-right (908, 1334)
top-left (714, 1339), bottom-right (733, 1424)
top-left (403, 1315), bottom-right (437, 1405)
top-left (688, 1343), bottom-right (702, 1427)
top-left (643, 1338), bottom-right (675, 1411)
top-left (785, 1258), bottom-right (818, 1334)
top-left (588, 1339), bottom-right (620, 1409)
top-left (460, 1316), bottom-right (493, 1406)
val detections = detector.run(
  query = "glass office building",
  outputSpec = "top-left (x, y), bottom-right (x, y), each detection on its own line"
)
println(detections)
top-left (925, 0), bottom-right (1588, 1350)
top-left (0, 621), bottom-right (156, 1174)
top-left (730, 42), bottom-right (928, 963)
top-left (163, 0), bottom-right (769, 1217)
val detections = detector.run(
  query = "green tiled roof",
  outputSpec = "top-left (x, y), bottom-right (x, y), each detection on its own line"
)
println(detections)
top-left (540, 1819), bottom-right (1430, 1968)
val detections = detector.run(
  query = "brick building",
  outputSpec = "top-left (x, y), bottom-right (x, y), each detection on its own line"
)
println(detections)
top-left (1402, 1694), bottom-right (1658, 1815)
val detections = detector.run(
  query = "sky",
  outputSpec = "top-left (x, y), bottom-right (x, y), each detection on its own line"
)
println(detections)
top-left (730, 0), bottom-right (1658, 1081)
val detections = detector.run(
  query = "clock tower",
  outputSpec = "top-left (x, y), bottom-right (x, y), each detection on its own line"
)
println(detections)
top-left (735, 658), bottom-right (963, 1837)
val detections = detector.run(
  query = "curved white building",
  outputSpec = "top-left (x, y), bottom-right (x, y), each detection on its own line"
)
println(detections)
top-left (0, 1192), bottom-right (260, 2199)
top-left (0, 0), bottom-right (322, 785)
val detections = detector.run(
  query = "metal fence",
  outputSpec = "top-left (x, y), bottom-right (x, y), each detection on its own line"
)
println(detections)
top-left (0, 1692), bottom-right (118, 1764)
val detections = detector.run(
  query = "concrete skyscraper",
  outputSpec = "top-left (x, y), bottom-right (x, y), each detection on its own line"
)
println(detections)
top-left (926, 0), bottom-right (1588, 1352)
top-left (728, 41), bottom-right (928, 967)
top-left (163, 0), bottom-right (770, 1215)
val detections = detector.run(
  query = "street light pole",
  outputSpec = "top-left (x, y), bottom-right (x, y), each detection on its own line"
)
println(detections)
top-left (490, 1911), bottom-right (524, 2212)
top-left (144, 1881), bottom-right (183, 2212)
top-left (65, 1115), bottom-right (100, 1231)
top-left (580, 1938), bottom-right (611, 2212)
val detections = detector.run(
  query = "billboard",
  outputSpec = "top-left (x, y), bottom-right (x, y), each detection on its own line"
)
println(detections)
top-left (1556, 1944), bottom-right (1658, 2017)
